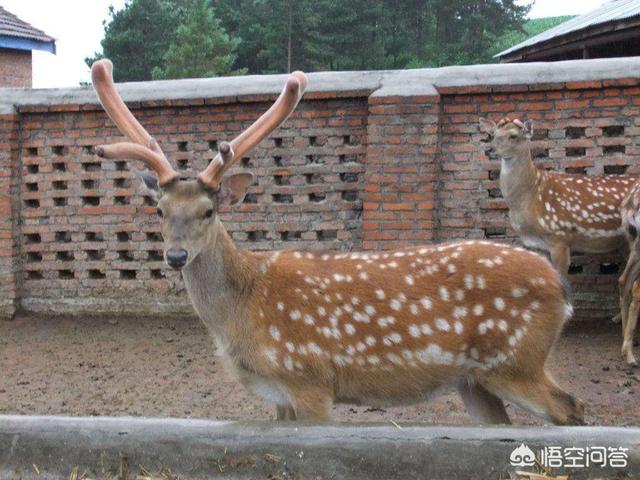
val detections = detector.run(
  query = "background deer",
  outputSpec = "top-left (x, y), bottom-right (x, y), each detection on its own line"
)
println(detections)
top-left (91, 59), bottom-right (584, 425)
top-left (618, 182), bottom-right (640, 365)
top-left (479, 117), bottom-right (635, 278)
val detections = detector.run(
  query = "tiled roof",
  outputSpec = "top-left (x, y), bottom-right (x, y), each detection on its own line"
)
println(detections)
top-left (0, 5), bottom-right (54, 43)
top-left (496, 0), bottom-right (640, 58)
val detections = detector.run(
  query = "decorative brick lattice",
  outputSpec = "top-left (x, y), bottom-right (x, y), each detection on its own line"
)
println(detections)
top-left (17, 98), bottom-right (367, 314)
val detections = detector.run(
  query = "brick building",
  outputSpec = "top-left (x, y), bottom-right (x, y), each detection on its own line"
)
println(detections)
top-left (0, 6), bottom-right (55, 88)
top-left (0, 57), bottom-right (639, 321)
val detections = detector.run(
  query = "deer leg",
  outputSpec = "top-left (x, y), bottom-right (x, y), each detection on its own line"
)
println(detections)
top-left (618, 250), bottom-right (637, 327)
top-left (276, 405), bottom-right (297, 421)
top-left (288, 386), bottom-right (333, 422)
top-left (622, 281), bottom-right (640, 366)
top-left (457, 379), bottom-right (511, 425)
top-left (484, 371), bottom-right (584, 426)
top-left (549, 243), bottom-right (570, 277)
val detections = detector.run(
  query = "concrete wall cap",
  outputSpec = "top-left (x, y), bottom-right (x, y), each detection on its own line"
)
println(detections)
top-left (1, 57), bottom-right (639, 114)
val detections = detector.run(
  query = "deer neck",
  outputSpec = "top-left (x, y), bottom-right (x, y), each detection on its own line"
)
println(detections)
top-left (181, 219), bottom-right (256, 336)
top-left (499, 146), bottom-right (539, 209)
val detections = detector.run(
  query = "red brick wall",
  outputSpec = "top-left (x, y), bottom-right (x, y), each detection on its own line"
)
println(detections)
top-left (0, 113), bottom-right (20, 318)
top-left (0, 49), bottom-right (32, 87)
top-left (363, 86), bottom-right (439, 250)
top-left (2, 61), bottom-right (639, 319)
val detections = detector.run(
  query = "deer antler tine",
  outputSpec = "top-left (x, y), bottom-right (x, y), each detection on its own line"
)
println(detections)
top-left (198, 142), bottom-right (234, 188)
top-left (91, 59), bottom-right (178, 186)
top-left (96, 142), bottom-right (178, 186)
top-left (198, 71), bottom-right (308, 188)
top-left (219, 141), bottom-right (233, 163)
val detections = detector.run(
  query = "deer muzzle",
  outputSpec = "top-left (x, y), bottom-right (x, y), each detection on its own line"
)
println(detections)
top-left (165, 248), bottom-right (188, 270)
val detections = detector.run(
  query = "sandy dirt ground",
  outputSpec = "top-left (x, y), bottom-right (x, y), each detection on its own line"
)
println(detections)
top-left (0, 315), bottom-right (638, 426)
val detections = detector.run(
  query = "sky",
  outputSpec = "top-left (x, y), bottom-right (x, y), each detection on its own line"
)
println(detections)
top-left (1, 0), bottom-right (611, 88)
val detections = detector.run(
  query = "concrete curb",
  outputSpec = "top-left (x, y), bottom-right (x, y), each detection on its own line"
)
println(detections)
top-left (0, 416), bottom-right (638, 479)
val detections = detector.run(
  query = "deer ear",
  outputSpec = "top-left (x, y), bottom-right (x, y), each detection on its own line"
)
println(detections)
top-left (523, 120), bottom-right (534, 139)
top-left (479, 117), bottom-right (497, 134)
top-left (219, 173), bottom-right (254, 206)
top-left (135, 169), bottom-right (160, 203)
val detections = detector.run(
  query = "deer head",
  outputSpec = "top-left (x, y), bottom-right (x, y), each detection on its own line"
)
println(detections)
top-left (91, 59), bottom-right (307, 269)
top-left (479, 117), bottom-right (533, 160)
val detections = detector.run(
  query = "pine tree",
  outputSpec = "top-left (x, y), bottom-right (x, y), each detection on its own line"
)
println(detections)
top-left (152, 0), bottom-right (245, 79)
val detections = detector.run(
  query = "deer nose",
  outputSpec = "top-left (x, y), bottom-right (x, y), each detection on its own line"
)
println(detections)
top-left (166, 248), bottom-right (188, 269)
top-left (484, 146), bottom-right (495, 157)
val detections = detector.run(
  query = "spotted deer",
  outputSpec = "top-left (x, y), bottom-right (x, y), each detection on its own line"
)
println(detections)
top-left (618, 182), bottom-right (640, 365)
top-left (479, 117), bottom-right (635, 279)
top-left (91, 59), bottom-right (584, 425)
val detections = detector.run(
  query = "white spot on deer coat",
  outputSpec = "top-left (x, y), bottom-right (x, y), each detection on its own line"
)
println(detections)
top-left (439, 287), bottom-right (450, 301)
top-left (270, 325), bottom-right (281, 341)
top-left (284, 355), bottom-right (294, 370)
top-left (464, 274), bottom-right (474, 290)
top-left (420, 297), bottom-right (433, 310)
top-left (435, 318), bottom-right (450, 332)
top-left (454, 321), bottom-right (464, 334)
top-left (409, 324), bottom-right (421, 338)
top-left (511, 288), bottom-right (527, 298)
top-left (416, 344), bottom-right (453, 365)
top-left (453, 306), bottom-right (468, 319)
top-left (378, 316), bottom-right (396, 328)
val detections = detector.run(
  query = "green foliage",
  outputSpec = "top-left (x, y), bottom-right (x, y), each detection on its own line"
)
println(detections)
top-left (406, 0), bottom-right (532, 67)
top-left (491, 15), bottom-right (575, 58)
top-left (91, 0), bottom-right (534, 79)
top-left (152, 0), bottom-right (245, 79)
top-left (85, 0), bottom-right (183, 81)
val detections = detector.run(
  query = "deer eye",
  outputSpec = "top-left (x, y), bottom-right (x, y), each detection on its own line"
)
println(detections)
top-left (509, 133), bottom-right (518, 139)
top-left (204, 208), bottom-right (214, 219)
top-left (156, 208), bottom-right (164, 218)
